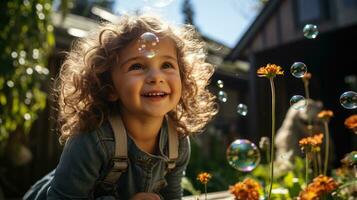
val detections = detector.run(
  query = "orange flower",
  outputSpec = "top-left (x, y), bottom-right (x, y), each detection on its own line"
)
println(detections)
top-left (299, 133), bottom-right (323, 152)
top-left (229, 178), bottom-right (260, 200)
top-left (314, 133), bottom-right (323, 144)
top-left (229, 182), bottom-right (248, 200)
top-left (257, 63), bottom-right (284, 78)
top-left (298, 188), bottom-right (319, 200)
top-left (196, 172), bottom-right (212, 184)
top-left (310, 175), bottom-right (338, 194)
top-left (344, 114), bottom-right (357, 130)
top-left (317, 110), bottom-right (334, 121)
top-left (299, 175), bottom-right (338, 199)
top-left (243, 178), bottom-right (261, 191)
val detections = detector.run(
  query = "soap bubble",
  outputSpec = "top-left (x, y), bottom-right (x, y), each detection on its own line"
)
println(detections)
top-left (303, 24), bottom-right (318, 39)
top-left (290, 62), bottom-right (307, 78)
top-left (290, 95), bottom-right (307, 110)
top-left (138, 32), bottom-right (159, 58)
top-left (217, 80), bottom-right (224, 88)
top-left (237, 104), bottom-right (248, 116)
top-left (218, 90), bottom-right (227, 103)
top-left (340, 91), bottom-right (357, 109)
top-left (226, 139), bottom-right (261, 172)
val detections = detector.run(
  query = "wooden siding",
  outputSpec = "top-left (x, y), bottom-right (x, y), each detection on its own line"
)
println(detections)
top-left (244, 0), bottom-right (357, 56)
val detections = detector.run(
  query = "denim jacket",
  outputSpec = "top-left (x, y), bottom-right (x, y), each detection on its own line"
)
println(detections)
top-left (46, 119), bottom-right (190, 200)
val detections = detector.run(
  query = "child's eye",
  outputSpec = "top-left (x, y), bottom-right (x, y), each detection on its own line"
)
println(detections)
top-left (162, 62), bottom-right (174, 69)
top-left (128, 63), bottom-right (144, 71)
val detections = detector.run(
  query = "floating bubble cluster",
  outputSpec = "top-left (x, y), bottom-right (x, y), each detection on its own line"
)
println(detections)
top-left (303, 24), bottom-right (319, 39)
top-left (138, 32), bottom-right (159, 58)
top-left (290, 62), bottom-right (307, 78)
top-left (237, 103), bottom-right (248, 116)
top-left (340, 91), bottom-right (357, 109)
top-left (218, 91), bottom-right (228, 103)
top-left (217, 80), bottom-right (224, 88)
top-left (226, 139), bottom-right (261, 172)
top-left (290, 95), bottom-right (307, 110)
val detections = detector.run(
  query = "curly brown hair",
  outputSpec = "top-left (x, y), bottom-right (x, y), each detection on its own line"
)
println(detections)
top-left (56, 14), bottom-right (218, 144)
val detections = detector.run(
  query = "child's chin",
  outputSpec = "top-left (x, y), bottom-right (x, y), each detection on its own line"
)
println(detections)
top-left (144, 110), bottom-right (169, 118)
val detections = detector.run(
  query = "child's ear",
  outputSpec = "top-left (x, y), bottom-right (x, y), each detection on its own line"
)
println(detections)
top-left (108, 92), bottom-right (119, 102)
top-left (107, 86), bottom-right (119, 101)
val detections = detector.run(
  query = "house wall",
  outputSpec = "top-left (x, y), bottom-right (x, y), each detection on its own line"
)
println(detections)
top-left (246, 0), bottom-right (357, 54)
top-left (335, 0), bottom-right (357, 27)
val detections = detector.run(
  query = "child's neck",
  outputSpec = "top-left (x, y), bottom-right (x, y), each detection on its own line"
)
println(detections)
top-left (121, 114), bottom-right (164, 155)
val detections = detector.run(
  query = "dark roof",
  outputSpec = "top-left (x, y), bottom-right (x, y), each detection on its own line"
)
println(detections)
top-left (201, 35), bottom-right (250, 80)
top-left (225, 0), bottom-right (282, 61)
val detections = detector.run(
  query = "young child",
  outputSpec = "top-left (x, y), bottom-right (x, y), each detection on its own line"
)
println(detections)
top-left (24, 14), bottom-right (217, 199)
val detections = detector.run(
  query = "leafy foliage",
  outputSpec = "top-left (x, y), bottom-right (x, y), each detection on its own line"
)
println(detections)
top-left (0, 0), bottom-right (55, 154)
top-left (184, 129), bottom-right (246, 195)
top-left (250, 157), bottom-right (306, 199)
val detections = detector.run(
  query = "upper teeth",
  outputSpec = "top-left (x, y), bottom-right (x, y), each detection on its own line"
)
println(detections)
top-left (145, 92), bottom-right (165, 96)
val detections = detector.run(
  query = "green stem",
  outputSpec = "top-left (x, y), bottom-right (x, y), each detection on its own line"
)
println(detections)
top-left (303, 81), bottom-right (310, 100)
top-left (305, 153), bottom-right (309, 185)
top-left (268, 78), bottom-right (276, 200)
top-left (204, 183), bottom-right (207, 200)
top-left (265, 147), bottom-right (271, 198)
top-left (303, 81), bottom-right (312, 135)
top-left (333, 179), bottom-right (357, 195)
top-left (323, 122), bottom-right (330, 175)
top-left (318, 151), bottom-right (322, 175)
top-left (266, 147), bottom-right (271, 164)
top-left (313, 152), bottom-right (318, 177)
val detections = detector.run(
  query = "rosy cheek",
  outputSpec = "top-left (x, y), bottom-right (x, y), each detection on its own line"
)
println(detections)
top-left (171, 73), bottom-right (181, 82)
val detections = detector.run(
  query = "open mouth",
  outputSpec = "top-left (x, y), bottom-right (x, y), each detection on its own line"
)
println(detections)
top-left (141, 92), bottom-right (169, 98)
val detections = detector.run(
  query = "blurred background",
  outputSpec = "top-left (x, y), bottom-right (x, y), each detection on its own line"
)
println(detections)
top-left (0, 0), bottom-right (356, 198)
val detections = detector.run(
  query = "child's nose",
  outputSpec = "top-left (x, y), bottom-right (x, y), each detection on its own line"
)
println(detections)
top-left (146, 69), bottom-right (164, 84)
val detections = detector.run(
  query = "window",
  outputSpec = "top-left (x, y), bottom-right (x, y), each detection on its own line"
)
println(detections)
top-left (343, 0), bottom-right (357, 7)
top-left (295, 0), bottom-right (329, 25)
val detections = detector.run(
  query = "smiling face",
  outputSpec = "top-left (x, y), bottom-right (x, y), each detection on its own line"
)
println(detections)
top-left (109, 36), bottom-right (182, 119)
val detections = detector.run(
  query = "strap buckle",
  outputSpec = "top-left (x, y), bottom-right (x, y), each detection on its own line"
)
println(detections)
top-left (166, 159), bottom-right (176, 171)
top-left (111, 156), bottom-right (128, 172)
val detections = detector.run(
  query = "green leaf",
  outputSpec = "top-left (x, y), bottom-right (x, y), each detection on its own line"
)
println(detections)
top-left (283, 172), bottom-right (294, 187)
top-left (0, 77), bottom-right (4, 88)
top-left (47, 32), bottom-right (55, 47)
top-left (0, 93), bottom-right (7, 105)
top-left (181, 177), bottom-right (200, 195)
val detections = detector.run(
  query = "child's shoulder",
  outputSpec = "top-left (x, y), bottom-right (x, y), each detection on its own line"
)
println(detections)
top-left (177, 135), bottom-right (190, 157)
top-left (65, 121), bottom-right (115, 158)
top-left (68, 121), bottom-right (113, 144)
top-left (178, 135), bottom-right (190, 146)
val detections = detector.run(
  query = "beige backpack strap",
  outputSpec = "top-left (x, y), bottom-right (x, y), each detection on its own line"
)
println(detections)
top-left (103, 115), bottom-right (128, 184)
top-left (166, 116), bottom-right (179, 170)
